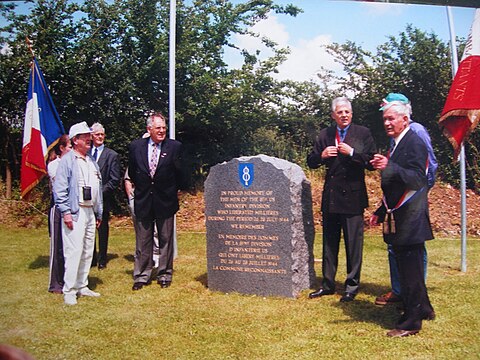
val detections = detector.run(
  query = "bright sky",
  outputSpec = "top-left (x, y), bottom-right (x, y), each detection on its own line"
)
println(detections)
top-left (1, 0), bottom-right (476, 83)
top-left (225, 0), bottom-right (476, 82)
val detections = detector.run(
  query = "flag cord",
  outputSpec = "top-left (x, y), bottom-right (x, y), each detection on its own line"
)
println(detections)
top-left (0, 199), bottom-right (48, 218)
top-left (25, 37), bottom-right (34, 58)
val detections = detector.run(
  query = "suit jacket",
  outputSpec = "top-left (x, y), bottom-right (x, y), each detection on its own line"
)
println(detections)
top-left (307, 123), bottom-right (376, 214)
top-left (94, 147), bottom-right (121, 208)
top-left (128, 137), bottom-right (184, 220)
top-left (374, 129), bottom-right (433, 246)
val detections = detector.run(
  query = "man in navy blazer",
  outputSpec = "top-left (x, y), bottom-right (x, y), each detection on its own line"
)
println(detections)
top-left (128, 112), bottom-right (184, 290)
top-left (90, 123), bottom-right (121, 269)
top-left (307, 97), bottom-right (376, 302)
top-left (370, 101), bottom-right (434, 337)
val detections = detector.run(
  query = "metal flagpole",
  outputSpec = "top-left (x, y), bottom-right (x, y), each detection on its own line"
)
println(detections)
top-left (169, 0), bottom-right (176, 140)
top-left (446, 6), bottom-right (467, 272)
top-left (169, 0), bottom-right (178, 258)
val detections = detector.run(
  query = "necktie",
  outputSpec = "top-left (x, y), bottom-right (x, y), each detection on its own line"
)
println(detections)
top-left (93, 148), bottom-right (98, 161)
top-left (388, 139), bottom-right (395, 157)
top-left (150, 143), bottom-right (158, 177)
top-left (340, 129), bottom-right (345, 142)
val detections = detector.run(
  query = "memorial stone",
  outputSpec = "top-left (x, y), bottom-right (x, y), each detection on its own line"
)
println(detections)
top-left (205, 154), bottom-right (316, 298)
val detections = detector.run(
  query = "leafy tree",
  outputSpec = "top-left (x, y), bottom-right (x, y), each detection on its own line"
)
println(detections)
top-left (323, 25), bottom-right (475, 189)
top-left (0, 0), bottom-right (304, 198)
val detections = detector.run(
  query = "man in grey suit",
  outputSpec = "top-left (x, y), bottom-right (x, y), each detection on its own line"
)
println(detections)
top-left (90, 123), bottom-right (121, 270)
top-left (307, 97), bottom-right (376, 302)
top-left (370, 101), bottom-right (434, 337)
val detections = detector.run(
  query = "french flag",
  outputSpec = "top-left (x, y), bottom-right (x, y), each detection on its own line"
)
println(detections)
top-left (20, 58), bottom-right (65, 199)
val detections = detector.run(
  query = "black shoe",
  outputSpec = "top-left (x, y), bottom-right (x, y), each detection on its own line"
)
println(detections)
top-left (98, 264), bottom-right (106, 270)
top-left (309, 288), bottom-right (334, 299)
top-left (423, 311), bottom-right (436, 321)
top-left (132, 283), bottom-right (144, 291)
top-left (157, 279), bottom-right (171, 288)
top-left (340, 293), bottom-right (356, 302)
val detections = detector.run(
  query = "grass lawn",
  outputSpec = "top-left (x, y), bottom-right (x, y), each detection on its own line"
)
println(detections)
top-left (0, 225), bottom-right (479, 360)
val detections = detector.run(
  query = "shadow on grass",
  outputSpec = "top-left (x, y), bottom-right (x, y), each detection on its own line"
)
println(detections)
top-left (87, 276), bottom-right (104, 290)
top-left (29, 255), bottom-right (49, 269)
top-left (333, 281), bottom-right (403, 329)
top-left (106, 253), bottom-right (120, 263)
top-left (334, 298), bottom-right (399, 329)
top-left (195, 272), bottom-right (208, 287)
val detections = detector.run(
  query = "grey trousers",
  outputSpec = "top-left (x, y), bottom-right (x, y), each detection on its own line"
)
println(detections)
top-left (133, 216), bottom-right (174, 284)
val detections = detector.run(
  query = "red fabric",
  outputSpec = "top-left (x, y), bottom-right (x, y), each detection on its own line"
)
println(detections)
top-left (439, 55), bottom-right (480, 159)
top-left (20, 127), bottom-right (46, 199)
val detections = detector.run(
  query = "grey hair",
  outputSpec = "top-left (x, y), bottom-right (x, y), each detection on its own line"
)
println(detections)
top-left (382, 101), bottom-right (411, 120)
top-left (91, 122), bottom-right (105, 134)
top-left (331, 97), bottom-right (352, 113)
top-left (146, 112), bottom-right (167, 127)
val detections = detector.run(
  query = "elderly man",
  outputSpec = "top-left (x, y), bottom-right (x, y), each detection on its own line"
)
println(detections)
top-left (54, 121), bottom-right (103, 305)
top-left (128, 112), bottom-right (184, 290)
top-left (370, 101), bottom-right (435, 337)
top-left (307, 96), bottom-right (376, 302)
top-left (90, 122), bottom-right (121, 270)
top-left (375, 93), bottom-right (438, 307)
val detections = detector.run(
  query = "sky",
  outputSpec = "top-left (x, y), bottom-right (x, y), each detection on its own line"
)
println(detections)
top-left (1, 0), bottom-right (476, 83)
top-left (225, 0), bottom-right (477, 82)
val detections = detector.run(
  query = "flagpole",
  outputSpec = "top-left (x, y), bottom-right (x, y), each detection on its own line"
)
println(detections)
top-left (446, 6), bottom-right (467, 273)
top-left (169, 0), bottom-right (178, 258)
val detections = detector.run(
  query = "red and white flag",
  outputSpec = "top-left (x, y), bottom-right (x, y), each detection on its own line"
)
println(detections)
top-left (439, 9), bottom-right (480, 160)
top-left (20, 58), bottom-right (65, 199)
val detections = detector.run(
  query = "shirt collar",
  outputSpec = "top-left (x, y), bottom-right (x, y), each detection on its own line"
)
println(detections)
top-left (393, 127), bottom-right (410, 147)
top-left (337, 124), bottom-right (351, 133)
top-left (148, 138), bottom-right (162, 147)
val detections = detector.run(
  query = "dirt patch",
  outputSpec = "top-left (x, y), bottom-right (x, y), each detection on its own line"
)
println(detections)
top-left (2, 172), bottom-right (479, 237)
top-left (170, 172), bottom-right (480, 237)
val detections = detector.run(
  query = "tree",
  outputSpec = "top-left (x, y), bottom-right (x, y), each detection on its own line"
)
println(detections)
top-left (323, 25), bottom-right (476, 189)
top-left (0, 0), bottom-right (304, 197)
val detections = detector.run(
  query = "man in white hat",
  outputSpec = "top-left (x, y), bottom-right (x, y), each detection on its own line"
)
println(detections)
top-left (53, 121), bottom-right (103, 305)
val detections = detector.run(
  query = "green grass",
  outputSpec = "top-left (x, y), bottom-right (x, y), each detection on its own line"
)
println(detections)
top-left (0, 225), bottom-right (479, 360)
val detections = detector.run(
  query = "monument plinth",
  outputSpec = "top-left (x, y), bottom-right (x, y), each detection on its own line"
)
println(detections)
top-left (205, 154), bottom-right (315, 298)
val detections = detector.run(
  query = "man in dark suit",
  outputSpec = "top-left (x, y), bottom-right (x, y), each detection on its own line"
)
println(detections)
top-left (307, 97), bottom-right (376, 302)
top-left (370, 101), bottom-right (434, 337)
top-left (90, 123), bottom-right (121, 270)
top-left (128, 112), bottom-right (184, 290)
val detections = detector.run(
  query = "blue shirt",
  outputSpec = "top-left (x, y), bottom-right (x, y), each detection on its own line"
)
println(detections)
top-left (410, 121), bottom-right (438, 189)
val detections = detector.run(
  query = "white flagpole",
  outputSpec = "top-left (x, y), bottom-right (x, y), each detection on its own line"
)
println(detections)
top-left (170, 0), bottom-right (178, 258)
top-left (446, 6), bottom-right (467, 272)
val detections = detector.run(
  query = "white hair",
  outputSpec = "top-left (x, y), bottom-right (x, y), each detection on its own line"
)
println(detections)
top-left (382, 101), bottom-right (410, 120)
top-left (331, 96), bottom-right (352, 112)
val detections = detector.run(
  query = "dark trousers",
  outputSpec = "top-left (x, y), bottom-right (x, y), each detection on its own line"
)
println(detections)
top-left (133, 216), bottom-right (174, 284)
top-left (393, 243), bottom-right (434, 330)
top-left (92, 201), bottom-right (110, 267)
top-left (48, 206), bottom-right (65, 293)
top-left (322, 212), bottom-right (364, 294)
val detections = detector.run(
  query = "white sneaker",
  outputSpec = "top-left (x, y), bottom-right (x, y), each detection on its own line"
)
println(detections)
top-left (64, 294), bottom-right (77, 305)
top-left (78, 288), bottom-right (101, 297)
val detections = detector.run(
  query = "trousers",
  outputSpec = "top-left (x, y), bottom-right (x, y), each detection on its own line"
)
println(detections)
top-left (62, 206), bottom-right (95, 296)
